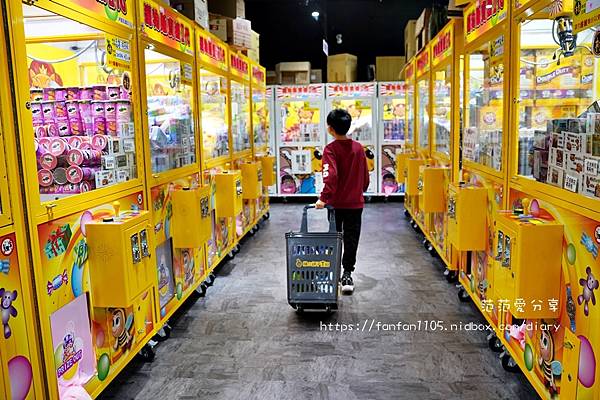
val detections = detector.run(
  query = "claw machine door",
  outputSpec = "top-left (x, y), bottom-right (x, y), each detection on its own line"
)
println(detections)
top-left (266, 85), bottom-right (277, 195)
top-left (378, 81), bottom-right (406, 196)
top-left (275, 84), bottom-right (326, 196)
top-left (325, 82), bottom-right (378, 193)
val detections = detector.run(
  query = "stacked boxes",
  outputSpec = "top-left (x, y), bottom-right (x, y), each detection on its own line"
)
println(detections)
top-left (582, 114), bottom-right (600, 199)
top-left (209, 16), bottom-right (252, 49)
top-left (170, 0), bottom-right (209, 29)
top-left (327, 54), bottom-right (357, 83)
top-left (276, 62), bottom-right (311, 85)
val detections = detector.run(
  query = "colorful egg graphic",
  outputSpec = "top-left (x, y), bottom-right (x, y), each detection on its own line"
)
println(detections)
top-left (524, 343), bottom-right (534, 371)
top-left (176, 282), bottom-right (183, 300)
top-left (97, 353), bottom-right (111, 381)
top-left (79, 210), bottom-right (93, 237)
top-left (529, 199), bottom-right (540, 217)
top-left (578, 335), bottom-right (596, 388)
top-left (566, 243), bottom-right (577, 265)
top-left (8, 356), bottom-right (33, 400)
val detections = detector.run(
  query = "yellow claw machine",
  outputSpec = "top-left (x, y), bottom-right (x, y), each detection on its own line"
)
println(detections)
top-left (6, 0), bottom-right (158, 397)
top-left (0, 4), bottom-right (45, 398)
top-left (402, 58), bottom-right (418, 219)
top-left (422, 19), bottom-right (464, 276)
top-left (229, 52), bottom-right (256, 239)
top-left (138, 0), bottom-right (208, 330)
top-left (196, 28), bottom-right (239, 269)
top-left (501, 0), bottom-right (600, 397)
top-left (250, 62), bottom-right (274, 223)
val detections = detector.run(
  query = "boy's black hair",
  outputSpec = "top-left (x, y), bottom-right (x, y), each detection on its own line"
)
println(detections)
top-left (327, 109), bottom-right (352, 135)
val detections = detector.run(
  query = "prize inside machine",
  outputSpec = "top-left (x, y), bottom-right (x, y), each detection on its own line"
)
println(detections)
top-left (456, 1), bottom-right (509, 310)
top-left (377, 81), bottom-right (407, 196)
top-left (0, 6), bottom-right (44, 397)
top-left (229, 52), bottom-right (255, 237)
top-left (197, 31), bottom-right (235, 267)
top-left (326, 83), bottom-right (378, 194)
top-left (265, 85), bottom-right (277, 195)
top-left (401, 60), bottom-right (418, 216)
top-left (251, 64), bottom-right (274, 220)
top-left (139, 6), bottom-right (209, 323)
top-left (276, 84), bottom-right (325, 196)
top-left (15, 2), bottom-right (160, 396)
top-left (501, 6), bottom-right (600, 398)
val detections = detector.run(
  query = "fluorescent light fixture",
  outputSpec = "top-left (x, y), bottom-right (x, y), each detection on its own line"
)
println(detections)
top-left (312, 11), bottom-right (320, 17)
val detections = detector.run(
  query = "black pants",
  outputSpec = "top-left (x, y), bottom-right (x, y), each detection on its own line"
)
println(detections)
top-left (329, 208), bottom-right (363, 273)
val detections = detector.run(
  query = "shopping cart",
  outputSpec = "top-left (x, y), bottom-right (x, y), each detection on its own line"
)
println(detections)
top-left (286, 205), bottom-right (343, 313)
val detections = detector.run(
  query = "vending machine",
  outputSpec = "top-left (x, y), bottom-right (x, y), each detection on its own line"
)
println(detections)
top-left (377, 82), bottom-right (406, 196)
top-left (325, 83), bottom-right (378, 193)
top-left (266, 85), bottom-right (277, 195)
top-left (275, 84), bottom-right (326, 196)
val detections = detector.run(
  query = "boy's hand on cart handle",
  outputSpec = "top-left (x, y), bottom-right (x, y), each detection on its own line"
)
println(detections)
top-left (315, 200), bottom-right (326, 209)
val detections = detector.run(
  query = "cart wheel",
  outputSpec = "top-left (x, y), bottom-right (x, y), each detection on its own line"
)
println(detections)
top-left (196, 283), bottom-right (207, 297)
top-left (488, 334), bottom-right (504, 353)
top-left (403, 209), bottom-right (409, 218)
top-left (325, 305), bottom-right (332, 314)
top-left (457, 287), bottom-right (470, 302)
top-left (139, 344), bottom-right (155, 363)
top-left (445, 270), bottom-right (458, 283)
top-left (501, 352), bottom-right (521, 373)
top-left (296, 306), bottom-right (304, 314)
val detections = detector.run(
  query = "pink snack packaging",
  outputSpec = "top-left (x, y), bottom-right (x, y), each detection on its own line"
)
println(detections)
top-left (104, 102), bottom-right (116, 120)
top-left (116, 101), bottom-right (131, 122)
top-left (91, 101), bottom-right (105, 118)
top-left (69, 119), bottom-right (83, 135)
top-left (38, 169), bottom-right (53, 187)
top-left (46, 122), bottom-right (59, 137)
top-left (66, 165), bottom-right (83, 184)
top-left (79, 101), bottom-right (92, 119)
top-left (52, 167), bottom-right (68, 185)
top-left (34, 124), bottom-right (48, 138)
top-left (30, 89), bottom-right (43, 102)
top-left (83, 121), bottom-right (94, 136)
top-left (80, 181), bottom-right (93, 192)
top-left (66, 87), bottom-right (80, 100)
top-left (56, 118), bottom-right (71, 137)
top-left (54, 101), bottom-right (67, 118)
top-left (80, 142), bottom-right (92, 150)
top-left (37, 137), bottom-right (51, 152)
top-left (49, 138), bottom-right (68, 156)
top-left (43, 88), bottom-right (56, 101)
top-left (107, 86), bottom-right (120, 100)
top-left (41, 101), bottom-right (55, 120)
top-left (91, 134), bottom-right (108, 151)
top-left (66, 101), bottom-right (79, 119)
top-left (93, 117), bottom-right (106, 135)
top-left (39, 152), bottom-right (58, 170)
top-left (55, 88), bottom-right (67, 101)
top-left (80, 87), bottom-right (93, 100)
top-left (92, 85), bottom-right (107, 100)
top-left (67, 136), bottom-right (83, 149)
top-left (106, 120), bottom-right (117, 136)
top-left (35, 140), bottom-right (43, 158)
top-left (67, 148), bottom-right (84, 165)
top-left (82, 149), bottom-right (102, 166)
top-left (31, 102), bottom-right (44, 123)
top-left (119, 86), bottom-right (130, 100)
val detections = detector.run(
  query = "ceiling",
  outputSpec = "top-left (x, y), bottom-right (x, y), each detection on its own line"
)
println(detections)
top-left (246, 0), bottom-right (444, 80)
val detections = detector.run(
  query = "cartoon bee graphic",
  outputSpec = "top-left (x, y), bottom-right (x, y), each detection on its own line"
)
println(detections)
top-left (537, 324), bottom-right (562, 396)
top-left (110, 308), bottom-right (134, 352)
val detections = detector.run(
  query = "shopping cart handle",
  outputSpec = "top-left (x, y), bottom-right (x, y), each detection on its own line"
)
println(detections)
top-left (300, 204), bottom-right (337, 233)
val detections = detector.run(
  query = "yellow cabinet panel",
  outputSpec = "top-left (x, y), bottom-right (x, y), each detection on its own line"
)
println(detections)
top-left (240, 161), bottom-right (262, 199)
top-left (447, 183), bottom-right (487, 251)
top-left (132, 288), bottom-right (155, 341)
top-left (492, 212), bottom-right (563, 319)
top-left (172, 185), bottom-right (212, 248)
top-left (395, 152), bottom-right (415, 181)
top-left (260, 155), bottom-right (276, 187)
top-left (419, 166), bottom-right (448, 213)
top-left (406, 158), bottom-right (426, 196)
top-left (560, 329), bottom-right (581, 399)
top-left (86, 210), bottom-right (154, 308)
top-left (215, 170), bottom-right (243, 218)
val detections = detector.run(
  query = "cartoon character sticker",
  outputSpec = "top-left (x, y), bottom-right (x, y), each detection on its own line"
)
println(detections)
top-left (537, 325), bottom-right (561, 396)
top-left (0, 288), bottom-right (17, 339)
top-left (110, 308), bottom-right (133, 353)
top-left (578, 266), bottom-right (599, 316)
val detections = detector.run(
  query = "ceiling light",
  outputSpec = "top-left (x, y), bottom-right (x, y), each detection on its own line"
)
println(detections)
top-left (311, 11), bottom-right (320, 17)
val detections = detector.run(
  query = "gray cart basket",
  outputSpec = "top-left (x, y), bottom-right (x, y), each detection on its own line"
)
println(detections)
top-left (286, 205), bottom-right (342, 312)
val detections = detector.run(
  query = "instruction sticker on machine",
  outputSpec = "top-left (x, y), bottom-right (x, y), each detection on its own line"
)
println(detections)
top-left (574, 0), bottom-right (600, 33)
top-left (105, 35), bottom-right (131, 70)
top-left (181, 63), bottom-right (193, 86)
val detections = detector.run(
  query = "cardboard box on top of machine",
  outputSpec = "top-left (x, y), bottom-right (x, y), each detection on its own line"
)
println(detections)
top-left (208, 0), bottom-right (245, 19)
top-left (328, 53), bottom-right (357, 83)
top-left (404, 20), bottom-right (417, 59)
top-left (266, 70), bottom-right (277, 85)
top-left (248, 48), bottom-right (259, 63)
top-left (170, 0), bottom-right (209, 29)
top-left (310, 69), bottom-right (323, 83)
top-left (209, 15), bottom-right (252, 48)
top-left (376, 56), bottom-right (406, 81)
top-left (276, 61), bottom-right (311, 85)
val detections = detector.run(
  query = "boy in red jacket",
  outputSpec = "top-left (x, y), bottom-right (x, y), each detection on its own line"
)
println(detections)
top-left (315, 109), bottom-right (370, 294)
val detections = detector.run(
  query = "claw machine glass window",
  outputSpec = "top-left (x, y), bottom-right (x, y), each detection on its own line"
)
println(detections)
top-left (415, 48), bottom-right (431, 153)
top-left (405, 60), bottom-right (416, 149)
top-left (22, 4), bottom-right (139, 204)
top-left (231, 80), bottom-right (251, 153)
top-left (280, 99), bottom-right (322, 145)
top-left (433, 65), bottom-right (452, 156)
top-left (464, 35), bottom-right (505, 171)
top-left (514, 7), bottom-right (599, 204)
top-left (144, 50), bottom-right (195, 174)
top-left (251, 64), bottom-right (268, 152)
top-left (200, 69), bottom-right (229, 160)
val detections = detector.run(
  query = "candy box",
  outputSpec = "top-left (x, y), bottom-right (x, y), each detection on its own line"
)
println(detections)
top-left (547, 166), bottom-right (565, 187)
top-left (587, 112), bottom-right (600, 134)
top-left (533, 130), bottom-right (550, 150)
top-left (566, 152), bottom-right (584, 174)
top-left (551, 119), bottom-right (570, 133)
top-left (122, 138), bottom-right (135, 153)
top-left (564, 172), bottom-right (580, 193)
top-left (586, 133), bottom-right (600, 156)
top-left (568, 118), bottom-right (586, 134)
top-left (564, 132), bottom-right (583, 154)
top-left (94, 170), bottom-right (115, 188)
top-left (549, 147), bottom-right (565, 168)
top-left (116, 169), bottom-right (130, 183)
top-left (581, 174), bottom-right (600, 199)
top-left (551, 132), bottom-right (565, 148)
top-left (584, 156), bottom-right (600, 176)
top-left (115, 154), bottom-right (128, 168)
top-left (107, 137), bottom-right (122, 154)
top-left (102, 156), bottom-right (116, 170)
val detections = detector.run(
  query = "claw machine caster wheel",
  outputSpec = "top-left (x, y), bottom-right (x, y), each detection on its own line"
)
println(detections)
top-left (196, 283), bottom-right (207, 297)
top-left (139, 344), bottom-right (156, 362)
top-left (264, 212), bottom-right (270, 220)
top-left (205, 273), bottom-right (216, 287)
top-left (233, 244), bottom-right (241, 254)
top-left (501, 352), bottom-right (521, 373)
top-left (249, 227), bottom-right (256, 236)
top-left (153, 324), bottom-right (171, 342)
top-left (422, 238), bottom-right (429, 246)
top-left (457, 287), bottom-right (470, 302)
top-left (404, 209), bottom-right (409, 218)
top-left (296, 306), bottom-right (304, 314)
top-left (488, 334), bottom-right (504, 353)
top-left (445, 270), bottom-right (458, 283)
top-left (255, 224), bottom-right (260, 232)
top-left (427, 244), bottom-right (436, 256)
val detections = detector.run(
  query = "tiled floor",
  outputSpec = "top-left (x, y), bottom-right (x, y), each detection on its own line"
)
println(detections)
top-left (99, 202), bottom-right (539, 400)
